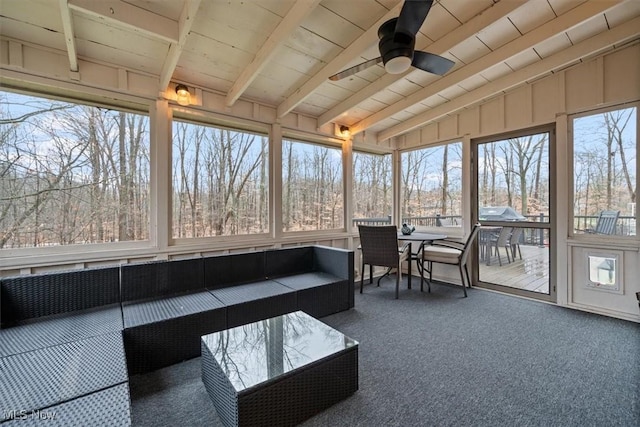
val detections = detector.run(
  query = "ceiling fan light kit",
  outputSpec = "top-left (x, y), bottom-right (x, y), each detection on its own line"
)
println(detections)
top-left (385, 55), bottom-right (412, 75)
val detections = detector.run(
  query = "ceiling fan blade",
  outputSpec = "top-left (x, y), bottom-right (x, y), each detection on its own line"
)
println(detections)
top-left (328, 57), bottom-right (383, 81)
top-left (395, 0), bottom-right (433, 37)
top-left (412, 51), bottom-right (455, 76)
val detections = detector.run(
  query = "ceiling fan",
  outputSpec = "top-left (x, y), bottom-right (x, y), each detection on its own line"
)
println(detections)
top-left (329, 0), bottom-right (455, 81)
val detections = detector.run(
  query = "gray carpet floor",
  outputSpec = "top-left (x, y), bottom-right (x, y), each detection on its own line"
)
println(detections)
top-left (129, 278), bottom-right (640, 426)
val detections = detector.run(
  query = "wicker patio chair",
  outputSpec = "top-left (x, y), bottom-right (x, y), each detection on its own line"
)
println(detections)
top-left (358, 225), bottom-right (410, 299)
top-left (418, 223), bottom-right (482, 297)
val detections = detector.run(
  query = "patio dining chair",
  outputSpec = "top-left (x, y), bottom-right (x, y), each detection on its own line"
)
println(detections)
top-left (509, 227), bottom-right (524, 261)
top-left (358, 225), bottom-right (411, 299)
top-left (486, 226), bottom-right (513, 266)
top-left (417, 223), bottom-right (482, 297)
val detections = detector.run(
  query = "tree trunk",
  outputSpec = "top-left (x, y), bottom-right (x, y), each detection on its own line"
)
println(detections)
top-left (441, 144), bottom-right (448, 215)
top-left (118, 111), bottom-right (128, 240)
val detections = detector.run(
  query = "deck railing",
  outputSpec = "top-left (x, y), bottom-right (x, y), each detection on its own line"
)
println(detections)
top-left (573, 215), bottom-right (635, 236)
top-left (352, 213), bottom-right (636, 244)
top-left (352, 216), bottom-right (393, 226)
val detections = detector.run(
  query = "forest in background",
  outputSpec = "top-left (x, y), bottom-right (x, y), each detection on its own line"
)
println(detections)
top-left (0, 91), bottom-right (636, 249)
top-left (1, 94), bottom-right (150, 248)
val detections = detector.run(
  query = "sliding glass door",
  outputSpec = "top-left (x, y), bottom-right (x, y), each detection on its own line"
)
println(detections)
top-left (472, 126), bottom-right (556, 302)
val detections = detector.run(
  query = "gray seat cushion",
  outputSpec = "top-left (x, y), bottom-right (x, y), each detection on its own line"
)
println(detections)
top-left (122, 291), bottom-right (224, 328)
top-left (121, 291), bottom-right (227, 374)
top-left (0, 304), bottom-right (123, 357)
top-left (272, 272), bottom-right (341, 290)
top-left (274, 273), bottom-right (349, 318)
top-left (210, 281), bottom-right (297, 328)
top-left (210, 280), bottom-right (295, 305)
top-left (1, 383), bottom-right (132, 426)
top-left (0, 332), bottom-right (128, 421)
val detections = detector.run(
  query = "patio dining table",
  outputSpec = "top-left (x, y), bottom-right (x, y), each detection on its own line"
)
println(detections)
top-left (397, 232), bottom-right (447, 289)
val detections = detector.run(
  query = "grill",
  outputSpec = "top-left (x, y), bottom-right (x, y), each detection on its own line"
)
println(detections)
top-left (479, 206), bottom-right (526, 221)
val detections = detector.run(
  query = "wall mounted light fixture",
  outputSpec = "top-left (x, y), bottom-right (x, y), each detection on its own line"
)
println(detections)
top-left (175, 84), bottom-right (191, 106)
top-left (340, 125), bottom-right (350, 137)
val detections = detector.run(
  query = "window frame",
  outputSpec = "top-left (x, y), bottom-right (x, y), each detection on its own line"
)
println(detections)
top-left (568, 102), bottom-right (639, 241)
top-left (0, 88), bottom-right (153, 257)
top-left (399, 139), bottom-right (464, 235)
top-left (280, 136), bottom-right (345, 234)
top-left (351, 149), bottom-right (393, 227)
top-left (169, 114), bottom-right (271, 242)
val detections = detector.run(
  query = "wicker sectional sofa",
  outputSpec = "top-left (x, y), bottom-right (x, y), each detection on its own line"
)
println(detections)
top-left (0, 245), bottom-right (354, 425)
top-left (0, 267), bottom-right (130, 424)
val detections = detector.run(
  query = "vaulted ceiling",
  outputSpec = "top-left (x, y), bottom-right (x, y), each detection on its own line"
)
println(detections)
top-left (1, 0), bottom-right (639, 142)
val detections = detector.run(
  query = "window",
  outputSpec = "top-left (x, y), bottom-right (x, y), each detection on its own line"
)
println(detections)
top-left (401, 142), bottom-right (462, 230)
top-left (572, 106), bottom-right (637, 236)
top-left (0, 91), bottom-right (150, 248)
top-left (352, 151), bottom-right (392, 226)
top-left (172, 120), bottom-right (268, 237)
top-left (477, 133), bottom-right (550, 223)
top-left (282, 139), bottom-right (343, 231)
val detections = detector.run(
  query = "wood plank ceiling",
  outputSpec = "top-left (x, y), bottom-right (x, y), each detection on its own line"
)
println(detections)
top-left (1, 0), bottom-right (639, 142)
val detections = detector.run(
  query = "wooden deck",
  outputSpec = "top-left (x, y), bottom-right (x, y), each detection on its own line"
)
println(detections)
top-left (478, 244), bottom-right (550, 294)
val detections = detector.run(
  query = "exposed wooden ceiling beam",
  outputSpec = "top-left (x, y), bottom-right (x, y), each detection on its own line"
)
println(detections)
top-left (378, 15), bottom-right (640, 142)
top-left (158, 0), bottom-right (202, 92)
top-left (68, 0), bottom-right (178, 44)
top-left (58, 0), bottom-right (79, 73)
top-left (275, 1), bottom-right (403, 119)
top-left (225, 0), bottom-right (322, 108)
top-left (352, 0), bottom-right (623, 135)
top-left (316, 0), bottom-right (526, 128)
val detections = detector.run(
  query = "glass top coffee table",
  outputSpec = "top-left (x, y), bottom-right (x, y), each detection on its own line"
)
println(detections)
top-left (201, 310), bottom-right (359, 426)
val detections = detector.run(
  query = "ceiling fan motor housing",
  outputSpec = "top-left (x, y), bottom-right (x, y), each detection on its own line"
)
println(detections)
top-left (378, 18), bottom-right (415, 74)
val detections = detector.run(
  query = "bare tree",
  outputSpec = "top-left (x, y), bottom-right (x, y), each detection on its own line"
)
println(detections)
top-left (353, 153), bottom-right (392, 220)
top-left (1, 92), bottom-right (150, 248)
top-left (441, 144), bottom-right (448, 215)
top-left (605, 109), bottom-right (635, 204)
top-left (506, 135), bottom-right (547, 215)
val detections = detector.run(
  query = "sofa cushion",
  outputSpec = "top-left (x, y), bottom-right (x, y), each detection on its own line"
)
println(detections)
top-left (272, 271), bottom-right (341, 290)
top-left (274, 272), bottom-right (350, 318)
top-left (1, 267), bottom-right (120, 324)
top-left (122, 292), bottom-right (227, 375)
top-left (122, 291), bottom-right (224, 329)
top-left (210, 280), bottom-right (297, 328)
top-left (204, 251), bottom-right (266, 289)
top-left (0, 304), bottom-right (123, 357)
top-left (121, 258), bottom-right (204, 302)
top-left (0, 383), bottom-right (132, 427)
top-left (211, 280), bottom-right (293, 304)
top-left (265, 246), bottom-right (314, 278)
top-left (0, 331), bottom-right (128, 421)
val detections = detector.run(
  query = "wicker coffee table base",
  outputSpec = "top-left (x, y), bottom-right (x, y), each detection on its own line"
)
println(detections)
top-left (201, 323), bottom-right (358, 426)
